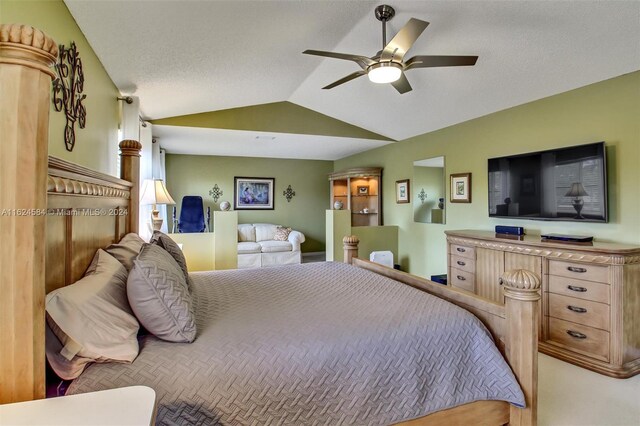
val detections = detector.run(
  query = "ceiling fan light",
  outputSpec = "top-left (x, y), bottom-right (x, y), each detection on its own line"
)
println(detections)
top-left (367, 62), bottom-right (402, 84)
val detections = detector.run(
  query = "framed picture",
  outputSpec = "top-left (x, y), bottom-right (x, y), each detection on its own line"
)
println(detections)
top-left (234, 177), bottom-right (275, 210)
top-left (357, 185), bottom-right (369, 195)
top-left (396, 179), bottom-right (410, 203)
top-left (450, 173), bottom-right (472, 203)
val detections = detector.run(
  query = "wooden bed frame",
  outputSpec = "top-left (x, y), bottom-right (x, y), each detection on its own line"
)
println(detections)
top-left (0, 24), bottom-right (541, 425)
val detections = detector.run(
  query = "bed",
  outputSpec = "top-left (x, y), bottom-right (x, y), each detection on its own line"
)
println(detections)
top-left (0, 23), bottom-right (541, 425)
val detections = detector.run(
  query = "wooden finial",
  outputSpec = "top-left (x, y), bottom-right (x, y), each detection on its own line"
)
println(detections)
top-left (119, 139), bottom-right (142, 156)
top-left (0, 24), bottom-right (58, 77)
top-left (343, 235), bottom-right (360, 264)
top-left (501, 269), bottom-right (541, 301)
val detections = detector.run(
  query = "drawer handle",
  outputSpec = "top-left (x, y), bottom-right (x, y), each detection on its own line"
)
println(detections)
top-left (457, 260), bottom-right (466, 266)
top-left (567, 266), bottom-right (587, 273)
top-left (566, 330), bottom-right (587, 339)
top-left (456, 248), bottom-right (466, 253)
top-left (499, 278), bottom-right (504, 286)
top-left (457, 275), bottom-right (466, 281)
top-left (567, 305), bottom-right (587, 313)
top-left (567, 285), bottom-right (587, 292)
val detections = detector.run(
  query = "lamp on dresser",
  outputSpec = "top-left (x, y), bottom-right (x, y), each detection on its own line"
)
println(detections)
top-left (140, 179), bottom-right (175, 231)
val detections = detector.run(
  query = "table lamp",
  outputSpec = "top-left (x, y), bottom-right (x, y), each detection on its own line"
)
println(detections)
top-left (565, 182), bottom-right (588, 219)
top-left (140, 179), bottom-right (176, 231)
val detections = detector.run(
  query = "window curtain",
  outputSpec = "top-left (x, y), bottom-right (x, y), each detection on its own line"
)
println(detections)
top-left (138, 121), bottom-right (154, 241)
top-left (152, 139), bottom-right (169, 233)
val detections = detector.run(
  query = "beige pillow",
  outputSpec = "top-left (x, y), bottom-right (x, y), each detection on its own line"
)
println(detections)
top-left (273, 226), bottom-right (292, 241)
top-left (127, 244), bottom-right (196, 343)
top-left (150, 231), bottom-right (189, 284)
top-left (105, 233), bottom-right (145, 272)
top-left (238, 224), bottom-right (256, 242)
top-left (255, 224), bottom-right (278, 242)
top-left (45, 249), bottom-right (140, 379)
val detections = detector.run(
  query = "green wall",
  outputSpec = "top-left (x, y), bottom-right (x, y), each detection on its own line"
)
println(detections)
top-left (1, 0), bottom-right (120, 175)
top-left (165, 154), bottom-right (333, 252)
top-left (335, 71), bottom-right (640, 279)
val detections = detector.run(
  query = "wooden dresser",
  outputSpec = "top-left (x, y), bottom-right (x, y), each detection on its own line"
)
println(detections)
top-left (446, 230), bottom-right (640, 378)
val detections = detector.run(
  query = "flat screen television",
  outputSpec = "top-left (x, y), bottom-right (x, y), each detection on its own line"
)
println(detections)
top-left (488, 142), bottom-right (608, 222)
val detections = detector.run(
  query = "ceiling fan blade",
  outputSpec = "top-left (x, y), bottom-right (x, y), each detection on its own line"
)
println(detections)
top-left (380, 18), bottom-right (429, 62)
top-left (405, 55), bottom-right (478, 70)
top-left (391, 73), bottom-right (412, 94)
top-left (322, 70), bottom-right (367, 90)
top-left (303, 50), bottom-right (374, 69)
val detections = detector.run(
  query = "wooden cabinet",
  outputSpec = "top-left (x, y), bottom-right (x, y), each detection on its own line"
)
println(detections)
top-left (446, 230), bottom-right (640, 378)
top-left (329, 168), bottom-right (382, 227)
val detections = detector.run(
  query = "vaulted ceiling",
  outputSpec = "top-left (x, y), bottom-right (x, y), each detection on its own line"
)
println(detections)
top-left (65, 0), bottom-right (640, 158)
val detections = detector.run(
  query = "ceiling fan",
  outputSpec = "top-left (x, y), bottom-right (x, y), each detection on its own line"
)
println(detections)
top-left (303, 4), bottom-right (478, 94)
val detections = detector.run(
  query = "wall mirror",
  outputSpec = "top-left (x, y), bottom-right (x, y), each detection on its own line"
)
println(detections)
top-left (413, 156), bottom-right (446, 224)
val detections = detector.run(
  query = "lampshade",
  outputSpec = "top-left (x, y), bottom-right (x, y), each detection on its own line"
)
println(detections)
top-left (565, 182), bottom-right (589, 197)
top-left (367, 62), bottom-right (402, 84)
top-left (140, 179), bottom-right (176, 206)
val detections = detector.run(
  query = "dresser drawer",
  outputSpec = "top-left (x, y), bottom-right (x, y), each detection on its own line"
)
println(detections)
top-left (450, 254), bottom-right (475, 274)
top-left (548, 260), bottom-right (609, 283)
top-left (548, 275), bottom-right (610, 304)
top-left (450, 244), bottom-right (475, 260)
top-left (548, 293), bottom-right (610, 330)
top-left (450, 268), bottom-right (475, 292)
top-left (548, 317), bottom-right (609, 361)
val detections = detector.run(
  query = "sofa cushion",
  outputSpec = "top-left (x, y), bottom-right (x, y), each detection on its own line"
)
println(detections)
top-left (238, 224), bottom-right (256, 242)
top-left (238, 242), bottom-right (262, 254)
top-left (274, 226), bottom-right (292, 241)
top-left (255, 224), bottom-right (278, 242)
top-left (258, 240), bottom-right (293, 253)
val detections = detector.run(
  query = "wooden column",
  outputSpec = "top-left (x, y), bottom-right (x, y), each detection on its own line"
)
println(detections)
top-left (0, 24), bottom-right (57, 403)
top-left (343, 235), bottom-right (359, 265)
top-left (502, 269), bottom-right (541, 426)
top-left (119, 139), bottom-right (142, 234)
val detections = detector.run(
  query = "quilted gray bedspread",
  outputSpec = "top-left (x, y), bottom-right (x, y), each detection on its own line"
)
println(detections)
top-left (68, 262), bottom-right (524, 425)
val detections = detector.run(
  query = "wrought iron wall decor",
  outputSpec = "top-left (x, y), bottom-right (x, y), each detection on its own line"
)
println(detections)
top-left (418, 188), bottom-right (427, 204)
top-left (209, 184), bottom-right (223, 203)
top-left (283, 185), bottom-right (296, 202)
top-left (52, 42), bottom-right (87, 152)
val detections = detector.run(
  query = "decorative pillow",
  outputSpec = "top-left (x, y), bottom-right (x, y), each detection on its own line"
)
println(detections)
top-left (127, 244), bottom-right (196, 343)
top-left (150, 230), bottom-right (189, 284)
top-left (273, 226), bottom-right (292, 241)
top-left (45, 249), bottom-right (140, 379)
top-left (255, 224), bottom-right (278, 242)
top-left (238, 224), bottom-right (256, 242)
top-left (105, 233), bottom-right (145, 272)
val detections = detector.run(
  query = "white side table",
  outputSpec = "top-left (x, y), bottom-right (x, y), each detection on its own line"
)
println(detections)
top-left (0, 386), bottom-right (156, 426)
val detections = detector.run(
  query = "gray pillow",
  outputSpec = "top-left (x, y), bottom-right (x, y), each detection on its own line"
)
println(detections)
top-left (45, 249), bottom-right (140, 379)
top-left (150, 231), bottom-right (189, 284)
top-left (127, 244), bottom-right (196, 343)
top-left (106, 233), bottom-right (145, 272)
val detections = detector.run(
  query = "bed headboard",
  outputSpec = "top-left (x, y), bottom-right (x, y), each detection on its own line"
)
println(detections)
top-left (0, 22), bottom-right (142, 404)
top-left (46, 148), bottom-right (140, 293)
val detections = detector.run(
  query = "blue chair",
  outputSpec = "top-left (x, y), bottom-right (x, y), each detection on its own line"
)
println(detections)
top-left (172, 196), bottom-right (210, 233)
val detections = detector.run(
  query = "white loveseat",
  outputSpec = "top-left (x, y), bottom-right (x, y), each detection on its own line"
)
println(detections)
top-left (237, 223), bottom-right (305, 269)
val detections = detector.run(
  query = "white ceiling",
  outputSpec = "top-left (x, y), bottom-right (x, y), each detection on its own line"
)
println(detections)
top-left (66, 0), bottom-right (640, 153)
top-left (154, 125), bottom-right (391, 161)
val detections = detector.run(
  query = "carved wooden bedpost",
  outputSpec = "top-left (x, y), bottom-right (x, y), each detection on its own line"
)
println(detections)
top-left (119, 139), bottom-right (142, 234)
top-left (0, 24), bottom-right (57, 403)
top-left (501, 269), bottom-right (541, 426)
top-left (343, 235), bottom-right (359, 264)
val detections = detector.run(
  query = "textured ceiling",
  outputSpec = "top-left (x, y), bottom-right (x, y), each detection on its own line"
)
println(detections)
top-left (66, 0), bottom-right (640, 148)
